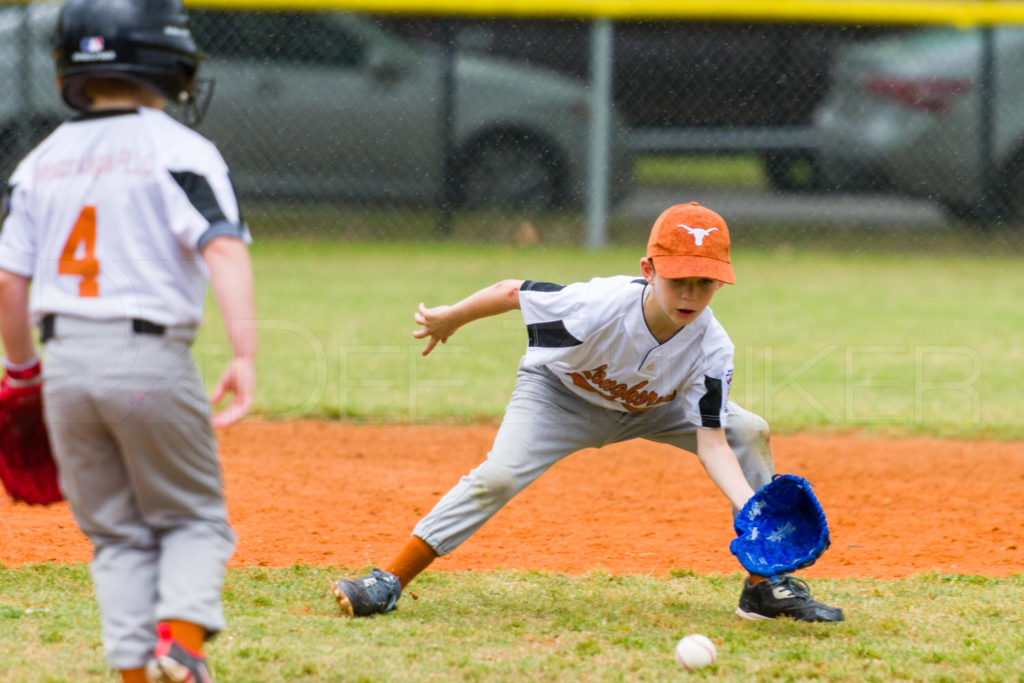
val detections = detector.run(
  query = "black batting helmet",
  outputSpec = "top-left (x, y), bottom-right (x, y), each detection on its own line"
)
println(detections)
top-left (52, 0), bottom-right (203, 112)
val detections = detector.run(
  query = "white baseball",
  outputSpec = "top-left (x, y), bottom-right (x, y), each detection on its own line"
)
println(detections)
top-left (674, 633), bottom-right (716, 671)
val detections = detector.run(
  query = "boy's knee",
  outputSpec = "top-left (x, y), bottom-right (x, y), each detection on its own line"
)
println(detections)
top-left (726, 406), bottom-right (774, 489)
top-left (468, 463), bottom-right (521, 508)
top-left (727, 407), bottom-right (771, 447)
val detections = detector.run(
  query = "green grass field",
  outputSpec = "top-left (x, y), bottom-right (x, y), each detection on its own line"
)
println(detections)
top-left (196, 239), bottom-right (1023, 438)
top-left (3, 234), bottom-right (1023, 681)
top-left (2, 566), bottom-right (1023, 681)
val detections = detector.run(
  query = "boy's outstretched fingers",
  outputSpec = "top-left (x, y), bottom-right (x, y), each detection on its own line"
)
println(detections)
top-left (413, 302), bottom-right (429, 325)
top-left (417, 335), bottom-right (443, 357)
top-left (413, 302), bottom-right (450, 356)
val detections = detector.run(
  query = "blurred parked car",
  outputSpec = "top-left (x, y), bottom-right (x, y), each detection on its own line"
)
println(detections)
top-left (0, 5), bottom-right (631, 209)
top-left (813, 27), bottom-right (1024, 220)
top-left (378, 17), bottom-right (902, 192)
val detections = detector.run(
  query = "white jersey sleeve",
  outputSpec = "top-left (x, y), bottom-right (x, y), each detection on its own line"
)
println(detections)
top-left (0, 179), bottom-right (36, 278)
top-left (519, 275), bottom-right (642, 367)
top-left (161, 127), bottom-right (250, 252)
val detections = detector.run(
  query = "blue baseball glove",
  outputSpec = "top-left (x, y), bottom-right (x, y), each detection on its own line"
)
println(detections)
top-left (729, 474), bottom-right (830, 578)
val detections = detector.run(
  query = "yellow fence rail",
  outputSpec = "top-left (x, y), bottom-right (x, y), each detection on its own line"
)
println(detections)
top-left (180, 0), bottom-right (1024, 26)
top-left (9, 0), bottom-right (1024, 25)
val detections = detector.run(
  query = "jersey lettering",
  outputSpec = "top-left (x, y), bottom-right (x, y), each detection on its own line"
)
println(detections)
top-left (58, 206), bottom-right (100, 297)
top-left (566, 364), bottom-right (677, 412)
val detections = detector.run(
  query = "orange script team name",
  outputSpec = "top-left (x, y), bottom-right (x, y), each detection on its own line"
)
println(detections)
top-left (567, 364), bottom-right (677, 412)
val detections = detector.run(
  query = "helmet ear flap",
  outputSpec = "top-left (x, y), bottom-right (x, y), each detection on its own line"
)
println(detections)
top-left (58, 75), bottom-right (91, 112)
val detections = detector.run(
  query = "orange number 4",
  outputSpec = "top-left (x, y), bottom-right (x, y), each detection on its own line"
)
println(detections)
top-left (59, 206), bottom-right (100, 297)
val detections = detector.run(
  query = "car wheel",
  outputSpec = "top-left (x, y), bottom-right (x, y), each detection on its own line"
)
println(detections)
top-left (456, 133), bottom-right (563, 210)
top-left (762, 151), bottom-right (821, 193)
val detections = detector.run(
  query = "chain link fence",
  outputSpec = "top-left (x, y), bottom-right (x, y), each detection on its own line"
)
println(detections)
top-left (2, 2), bottom-right (1023, 250)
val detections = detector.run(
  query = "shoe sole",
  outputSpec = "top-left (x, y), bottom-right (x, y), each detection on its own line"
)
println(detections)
top-left (331, 581), bottom-right (356, 617)
top-left (735, 606), bottom-right (771, 621)
top-left (735, 605), bottom-right (844, 623)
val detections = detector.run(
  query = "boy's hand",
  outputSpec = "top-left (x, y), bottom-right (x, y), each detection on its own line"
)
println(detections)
top-left (413, 302), bottom-right (458, 356)
top-left (210, 356), bottom-right (256, 427)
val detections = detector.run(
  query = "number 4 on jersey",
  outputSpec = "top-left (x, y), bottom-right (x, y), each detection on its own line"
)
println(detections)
top-left (59, 206), bottom-right (100, 297)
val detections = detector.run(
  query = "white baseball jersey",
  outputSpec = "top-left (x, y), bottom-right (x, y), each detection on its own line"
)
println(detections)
top-left (518, 276), bottom-right (734, 427)
top-left (0, 107), bottom-right (250, 327)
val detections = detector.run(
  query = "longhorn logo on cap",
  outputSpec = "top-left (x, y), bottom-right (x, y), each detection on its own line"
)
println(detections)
top-left (680, 224), bottom-right (717, 246)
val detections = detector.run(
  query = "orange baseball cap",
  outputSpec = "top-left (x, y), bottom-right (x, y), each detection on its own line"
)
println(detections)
top-left (646, 202), bottom-right (735, 284)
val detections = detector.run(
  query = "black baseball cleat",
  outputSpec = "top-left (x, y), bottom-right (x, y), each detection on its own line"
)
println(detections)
top-left (735, 576), bottom-right (844, 622)
top-left (331, 568), bottom-right (402, 617)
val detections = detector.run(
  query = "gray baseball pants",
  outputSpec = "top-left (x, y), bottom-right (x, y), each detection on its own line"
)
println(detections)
top-left (414, 365), bottom-right (773, 556)
top-left (41, 316), bottom-right (235, 670)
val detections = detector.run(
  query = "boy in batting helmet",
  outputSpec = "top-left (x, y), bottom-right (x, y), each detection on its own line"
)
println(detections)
top-left (0, 0), bottom-right (255, 680)
top-left (332, 202), bottom-right (843, 623)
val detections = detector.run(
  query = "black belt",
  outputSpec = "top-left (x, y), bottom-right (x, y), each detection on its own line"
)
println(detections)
top-left (39, 314), bottom-right (166, 343)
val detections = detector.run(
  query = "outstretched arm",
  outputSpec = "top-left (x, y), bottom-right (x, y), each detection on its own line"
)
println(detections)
top-left (696, 427), bottom-right (756, 510)
top-left (203, 236), bottom-right (257, 427)
top-left (414, 279), bottom-right (525, 356)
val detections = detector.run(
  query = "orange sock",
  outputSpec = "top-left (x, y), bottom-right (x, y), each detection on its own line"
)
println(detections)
top-left (385, 536), bottom-right (438, 588)
top-left (164, 619), bottom-right (206, 653)
top-left (120, 669), bottom-right (147, 683)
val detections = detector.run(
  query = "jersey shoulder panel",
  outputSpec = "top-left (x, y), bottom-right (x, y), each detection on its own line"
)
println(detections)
top-left (679, 311), bottom-right (735, 429)
top-left (136, 109), bottom-right (246, 247)
top-left (520, 274), bottom-right (644, 341)
top-left (698, 310), bottom-right (734, 356)
top-left (139, 109), bottom-right (228, 174)
top-left (694, 310), bottom-right (735, 375)
top-left (520, 275), bottom-right (643, 314)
